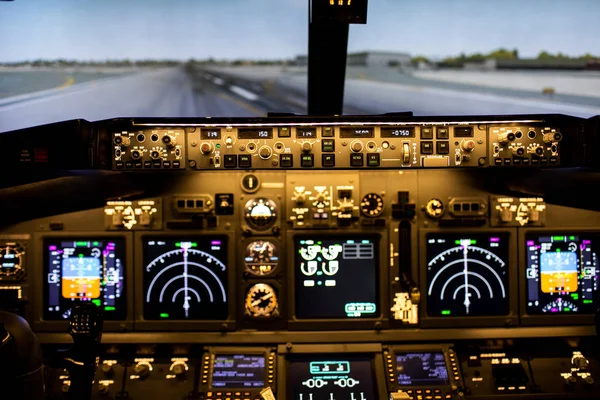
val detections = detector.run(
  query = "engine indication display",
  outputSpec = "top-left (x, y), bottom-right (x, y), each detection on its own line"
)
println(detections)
top-left (525, 234), bottom-right (599, 315)
top-left (143, 237), bottom-right (228, 320)
top-left (295, 236), bottom-right (379, 319)
top-left (211, 354), bottom-right (266, 389)
top-left (396, 352), bottom-right (450, 386)
top-left (44, 239), bottom-right (126, 320)
top-left (426, 233), bottom-right (510, 317)
top-left (287, 355), bottom-right (377, 400)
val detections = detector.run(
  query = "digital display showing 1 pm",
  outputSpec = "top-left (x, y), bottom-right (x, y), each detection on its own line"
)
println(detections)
top-left (339, 127), bottom-right (374, 138)
top-left (238, 128), bottom-right (273, 139)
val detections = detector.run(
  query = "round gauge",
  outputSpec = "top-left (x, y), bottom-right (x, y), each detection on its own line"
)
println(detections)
top-left (425, 198), bottom-right (444, 218)
top-left (244, 241), bottom-right (279, 276)
top-left (542, 298), bottom-right (579, 313)
top-left (360, 193), bottom-right (384, 217)
top-left (244, 198), bottom-right (277, 230)
top-left (245, 283), bottom-right (279, 318)
top-left (0, 243), bottom-right (25, 279)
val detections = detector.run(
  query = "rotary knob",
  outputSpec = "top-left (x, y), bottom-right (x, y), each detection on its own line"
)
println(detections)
top-left (162, 135), bottom-right (177, 148)
top-left (529, 145), bottom-right (544, 156)
top-left (512, 146), bottom-right (525, 157)
top-left (461, 140), bottom-right (475, 151)
top-left (133, 363), bottom-right (151, 379)
top-left (259, 146), bottom-right (273, 159)
top-left (497, 132), bottom-right (515, 145)
top-left (114, 136), bottom-right (131, 147)
top-left (200, 142), bottom-right (212, 155)
top-left (425, 198), bottom-right (444, 218)
top-left (101, 363), bottom-right (114, 377)
top-left (351, 140), bottom-right (364, 152)
top-left (170, 362), bottom-right (188, 377)
top-left (573, 357), bottom-right (590, 370)
top-left (301, 142), bottom-right (312, 153)
top-left (293, 193), bottom-right (306, 205)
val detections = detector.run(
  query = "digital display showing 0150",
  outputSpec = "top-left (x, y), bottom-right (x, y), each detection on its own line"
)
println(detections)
top-left (295, 236), bottom-right (378, 319)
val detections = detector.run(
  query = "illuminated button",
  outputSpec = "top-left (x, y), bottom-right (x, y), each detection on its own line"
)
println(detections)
top-left (203, 374), bottom-right (208, 379)
top-left (406, 390), bottom-right (413, 394)
top-left (278, 127), bottom-right (290, 137)
top-left (207, 392), bottom-right (213, 397)
top-left (301, 154), bottom-right (314, 167)
top-left (425, 396), bottom-right (433, 400)
top-left (494, 158), bottom-right (502, 165)
top-left (322, 139), bottom-right (335, 152)
top-left (434, 396), bottom-right (442, 400)
top-left (416, 390), bottom-right (423, 394)
top-left (226, 393), bottom-right (232, 396)
top-left (452, 367), bottom-right (458, 371)
top-left (322, 154), bottom-right (335, 167)
top-left (367, 153), bottom-right (380, 166)
top-left (445, 395), bottom-right (452, 399)
top-left (436, 141), bottom-right (449, 154)
top-left (116, 161), bottom-right (124, 168)
top-left (436, 127), bottom-right (449, 139)
top-left (425, 389), bottom-right (432, 394)
top-left (244, 393), bottom-right (251, 396)
top-left (173, 160), bottom-right (181, 168)
top-left (433, 389), bottom-right (441, 394)
top-left (238, 154), bottom-right (251, 168)
top-left (350, 153), bottom-right (364, 166)
top-left (224, 154), bottom-right (237, 168)
top-left (202, 379), bottom-right (207, 383)
top-left (280, 154), bottom-right (293, 167)
top-left (322, 127), bottom-right (334, 137)
top-left (216, 392), bottom-right (222, 396)
top-left (421, 127), bottom-right (434, 139)
top-left (163, 161), bottom-right (171, 168)
top-left (421, 142), bottom-right (433, 154)
top-left (503, 158), bottom-right (511, 165)
top-left (125, 161), bottom-right (133, 168)
top-left (134, 161), bottom-right (142, 168)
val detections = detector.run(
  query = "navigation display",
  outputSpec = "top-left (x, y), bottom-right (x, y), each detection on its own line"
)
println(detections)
top-left (295, 236), bottom-right (379, 319)
top-left (526, 234), bottom-right (599, 314)
top-left (396, 352), bottom-right (450, 386)
top-left (44, 238), bottom-right (126, 320)
top-left (426, 233), bottom-right (510, 317)
top-left (287, 355), bottom-right (376, 400)
top-left (143, 237), bottom-right (228, 320)
top-left (211, 354), bottom-right (266, 389)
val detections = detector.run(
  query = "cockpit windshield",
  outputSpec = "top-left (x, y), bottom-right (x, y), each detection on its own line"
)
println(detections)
top-left (1, 0), bottom-right (599, 133)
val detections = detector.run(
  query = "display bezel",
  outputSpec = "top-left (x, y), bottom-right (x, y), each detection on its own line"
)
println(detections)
top-left (33, 232), bottom-right (134, 332)
top-left (386, 344), bottom-right (459, 392)
top-left (419, 228), bottom-right (518, 328)
top-left (519, 228), bottom-right (600, 326)
top-left (276, 343), bottom-right (387, 400)
top-left (134, 231), bottom-right (236, 331)
top-left (287, 231), bottom-right (389, 330)
top-left (206, 347), bottom-right (274, 391)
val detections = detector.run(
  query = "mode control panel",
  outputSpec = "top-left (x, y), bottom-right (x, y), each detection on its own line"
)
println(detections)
top-left (109, 119), bottom-right (564, 170)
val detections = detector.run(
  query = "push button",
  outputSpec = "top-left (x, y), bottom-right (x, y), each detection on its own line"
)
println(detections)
top-left (421, 127), bottom-right (433, 139)
top-left (238, 155), bottom-right (252, 168)
top-left (301, 154), bottom-right (314, 167)
top-left (436, 141), bottom-right (449, 154)
top-left (350, 153), bottom-right (364, 166)
top-left (367, 153), bottom-right (380, 166)
top-left (436, 127), bottom-right (449, 139)
top-left (116, 161), bottom-right (124, 168)
top-left (280, 154), bottom-right (293, 167)
top-left (278, 127), bottom-right (291, 137)
top-left (125, 161), bottom-right (133, 168)
top-left (322, 127), bottom-right (334, 137)
top-left (172, 160), bottom-right (181, 168)
top-left (224, 155), bottom-right (237, 168)
top-left (322, 154), bottom-right (335, 167)
top-left (322, 139), bottom-right (335, 152)
top-left (421, 142), bottom-right (434, 154)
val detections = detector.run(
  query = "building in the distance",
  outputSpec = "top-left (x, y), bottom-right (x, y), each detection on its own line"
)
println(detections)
top-left (294, 51), bottom-right (411, 67)
top-left (347, 51), bottom-right (411, 67)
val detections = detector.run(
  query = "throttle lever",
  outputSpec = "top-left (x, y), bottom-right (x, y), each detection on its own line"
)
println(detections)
top-left (64, 302), bottom-right (104, 400)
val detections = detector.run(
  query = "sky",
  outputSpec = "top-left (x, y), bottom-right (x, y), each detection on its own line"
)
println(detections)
top-left (0, 0), bottom-right (599, 62)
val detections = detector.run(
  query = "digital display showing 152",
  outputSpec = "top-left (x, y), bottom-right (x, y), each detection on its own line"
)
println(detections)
top-left (526, 234), bottom-right (599, 314)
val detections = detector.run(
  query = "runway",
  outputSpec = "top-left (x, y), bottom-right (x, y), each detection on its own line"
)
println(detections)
top-left (1, 65), bottom-right (600, 133)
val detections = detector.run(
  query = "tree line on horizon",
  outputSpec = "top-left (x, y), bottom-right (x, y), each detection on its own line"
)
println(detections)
top-left (411, 48), bottom-right (600, 66)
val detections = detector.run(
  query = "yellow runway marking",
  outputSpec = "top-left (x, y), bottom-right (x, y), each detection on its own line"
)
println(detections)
top-left (216, 91), bottom-right (264, 115)
top-left (56, 76), bottom-right (75, 89)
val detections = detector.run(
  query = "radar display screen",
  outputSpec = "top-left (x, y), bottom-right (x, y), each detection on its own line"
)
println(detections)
top-left (211, 354), bottom-right (266, 389)
top-left (525, 234), bottom-right (599, 314)
top-left (295, 236), bottom-right (378, 319)
top-left (426, 233), bottom-right (510, 317)
top-left (44, 239), bottom-right (126, 320)
top-left (396, 352), bottom-right (450, 386)
top-left (143, 237), bottom-right (228, 320)
top-left (287, 355), bottom-right (376, 400)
